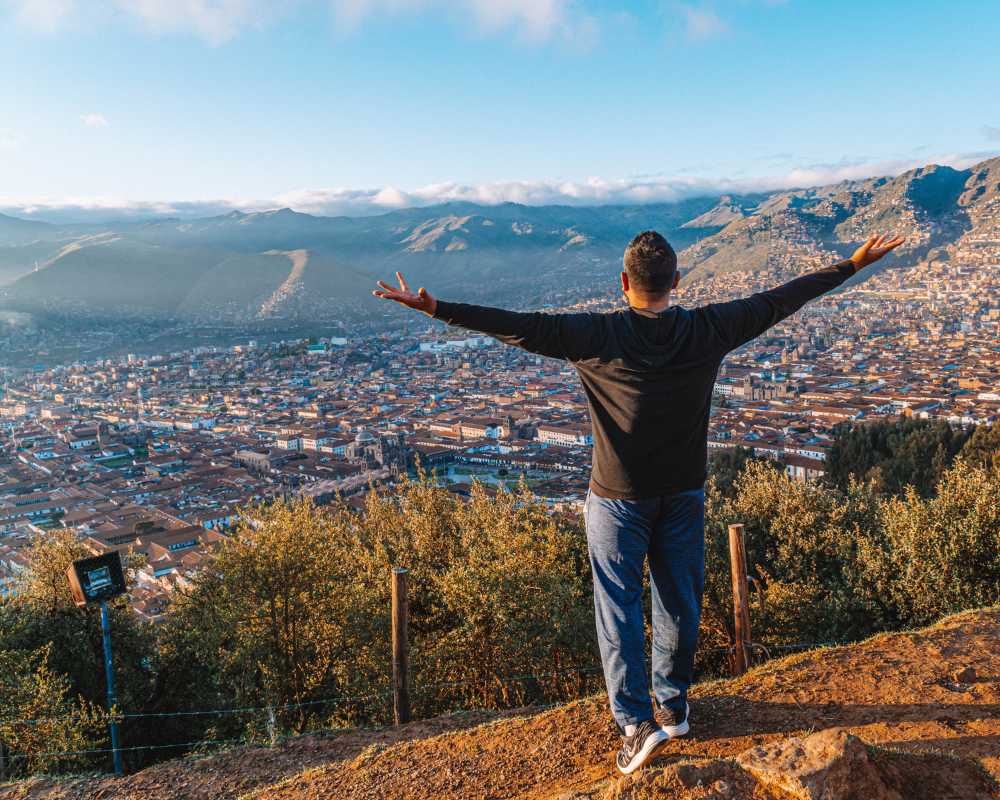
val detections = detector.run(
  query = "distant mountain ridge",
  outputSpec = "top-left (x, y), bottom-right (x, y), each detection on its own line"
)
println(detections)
top-left (1, 155), bottom-right (998, 322)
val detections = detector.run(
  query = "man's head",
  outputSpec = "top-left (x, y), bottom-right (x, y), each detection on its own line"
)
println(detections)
top-left (621, 231), bottom-right (679, 309)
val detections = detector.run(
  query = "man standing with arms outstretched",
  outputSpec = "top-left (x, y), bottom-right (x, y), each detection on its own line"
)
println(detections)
top-left (374, 231), bottom-right (903, 774)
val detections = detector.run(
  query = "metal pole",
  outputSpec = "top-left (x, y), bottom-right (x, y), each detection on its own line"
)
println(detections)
top-left (391, 567), bottom-right (411, 725)
top-left (728, 524), bottom-right (751, 676)
top-left (100, 601), bottom-right (124, 776)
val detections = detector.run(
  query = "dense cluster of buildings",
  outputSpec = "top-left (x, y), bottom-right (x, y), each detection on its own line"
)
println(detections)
top-left (1, 249), bottom-right (997, 616)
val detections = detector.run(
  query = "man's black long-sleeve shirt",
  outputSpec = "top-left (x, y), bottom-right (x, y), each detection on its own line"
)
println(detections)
top-left (432, 260), bottom-right (858, 499)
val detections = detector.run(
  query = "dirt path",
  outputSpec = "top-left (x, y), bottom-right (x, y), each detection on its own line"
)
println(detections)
top-left (255, 607), bottom-right (1000, 800)
top-left (0, 711), bottom-right (509, 800)
top-left (3, 608), bottom-right (998, 800)
top-left (258, 249), bottom-right (308, 317)
top-left (38, 233), bottom-right (121, 271)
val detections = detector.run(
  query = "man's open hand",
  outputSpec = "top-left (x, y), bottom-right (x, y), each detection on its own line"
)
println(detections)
top-left (850, 233), bottom-right (906, 270)
top-left (373, 271), bottom-right (437, 316)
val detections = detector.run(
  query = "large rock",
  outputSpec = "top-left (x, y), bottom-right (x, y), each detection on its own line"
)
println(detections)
top-left (735, 728), bottom-right (901, 800)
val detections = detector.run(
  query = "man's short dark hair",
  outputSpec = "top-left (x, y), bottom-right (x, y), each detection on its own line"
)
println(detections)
top-left (623, 231), bottom-right (677, 293)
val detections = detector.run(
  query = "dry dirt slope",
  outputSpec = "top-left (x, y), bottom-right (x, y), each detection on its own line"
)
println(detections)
top-left (4, 608), bottom-right (1000, 800)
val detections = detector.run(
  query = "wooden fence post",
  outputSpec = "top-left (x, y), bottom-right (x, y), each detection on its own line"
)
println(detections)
top-left (728, 523), bottom-right (751, 676)
top-left (266, 704), bottom-right (277, 747)
top-left (391, 567), bottom-right (411, 725)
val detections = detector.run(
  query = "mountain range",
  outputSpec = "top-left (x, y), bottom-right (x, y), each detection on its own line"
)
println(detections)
top-left (1, 154), bottom-right (997, 324)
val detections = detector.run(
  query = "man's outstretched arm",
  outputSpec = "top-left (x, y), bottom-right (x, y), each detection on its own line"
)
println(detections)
top-left (373, 272), bottom-right (604, 361)
top-left (702, 233), bottom-right (905, 353)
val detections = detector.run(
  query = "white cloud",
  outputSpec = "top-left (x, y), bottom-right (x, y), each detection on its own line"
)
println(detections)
top-left (81, 112), bottom-right (109, 127)
top-left (5, 0), bottom-right (299, 42)
top-left (777, 151), bottom-right (993, 186)
top-left (331, 0), bottom-right (595, 45)
top-left (113, 0), bottom-right (292, 44)
top-left (271, 152), bottom-right (992, 214)
top-left (4, 0), bottom-right (594, 43)
top-left (679, 4), bottom-right (727, 41)
top-left (0, 195), bottom-right (253, 223)
top-left (0, 128), bottom-right (24, 150)
top-left (4, 151), bottom-right (996, 223)
top-left (3, 0), bottom-right (76, 31)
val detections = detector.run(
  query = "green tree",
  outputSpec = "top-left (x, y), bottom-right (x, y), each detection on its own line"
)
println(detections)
top-left (703, 462), bottom-right (884, 658)
top-left (162, 497), bottom-right (358, 736)
top-left (707, 445), bottom-right (781, 498)
top-left (415, 481), bottom-right (594, 709)
top-left (703, 453), bottom-right (1000, 663)
top-left (959, 423), bottom-right (1000, 471)
top-left (824, 419), bottom-right (971, 496)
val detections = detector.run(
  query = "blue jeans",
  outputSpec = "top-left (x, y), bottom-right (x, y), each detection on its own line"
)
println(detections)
top-left (584, 488), bottom-right (705, 729)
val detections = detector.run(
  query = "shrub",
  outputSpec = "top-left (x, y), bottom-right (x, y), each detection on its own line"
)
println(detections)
top-left (0, 645), bottom-right (107, 777)
top-left (162, 475), bottom-right (597, 734)
top-left (703, 462), bottom-right (885, 655)
top-left (703, 458), bottom-right (1000, 657)
top-left (856, 459), bottom-right (1000, 626)
top-left (0, 530), bottom-right (155, 773)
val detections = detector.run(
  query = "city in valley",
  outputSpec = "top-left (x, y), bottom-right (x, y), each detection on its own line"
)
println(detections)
top-left (5, 2), bottom-right (1000, 794)
top-left (1, 239), bottom-right (997, 618)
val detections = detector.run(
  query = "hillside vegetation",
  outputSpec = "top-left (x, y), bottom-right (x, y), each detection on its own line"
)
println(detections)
top-left (0, 422), bottom-right (997, 784)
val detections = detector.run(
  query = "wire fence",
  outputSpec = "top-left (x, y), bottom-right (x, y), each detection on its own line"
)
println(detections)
top-left (0, 638), bottom-right (848, 765)
top-left (3, 665), bottom-right (605, 728)
top-left (0, 664), bottom-right (606, 763)
top-left (2, 737), bottom-right (246, 762)
top-left (2, 689), bottom-right (395, 728)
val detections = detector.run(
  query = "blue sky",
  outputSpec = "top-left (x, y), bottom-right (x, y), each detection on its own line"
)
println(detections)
top-left (2, 0), bottom-right (999, 220)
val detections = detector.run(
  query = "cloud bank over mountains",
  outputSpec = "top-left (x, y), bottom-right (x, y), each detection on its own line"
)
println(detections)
top-left (2, 151), bottom-right (996, 224)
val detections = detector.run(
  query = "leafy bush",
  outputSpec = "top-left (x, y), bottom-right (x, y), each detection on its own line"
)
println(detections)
top-left (702, 458), bottom-right (1000, 659)
top-left (703, 462), bottom-right (885, 654)
top-left (856, 459), bottom-right (1000, 627)
top-left (0, 530), bottom-right (155, 774)
top-left (0, 645), bottom-right (107, 777)
top-left (707, 445), bottom-right (781, 498)
top-left (161, 476), bottom-right (597, 735)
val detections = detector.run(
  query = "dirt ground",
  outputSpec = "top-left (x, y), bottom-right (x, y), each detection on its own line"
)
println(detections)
top-left (3, 607), bottom-right (999, 800)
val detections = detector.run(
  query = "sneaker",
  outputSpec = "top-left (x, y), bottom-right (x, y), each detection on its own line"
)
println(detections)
top-left (615, 719), bottom-right (669, 775)
top-left (654, 702), bottom-right (690, 739)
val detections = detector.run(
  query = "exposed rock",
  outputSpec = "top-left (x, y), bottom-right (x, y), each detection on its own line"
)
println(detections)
top-left (953, 666), bottom-right (978, 683)
top-left (736, 728), bottom-right (901, 800)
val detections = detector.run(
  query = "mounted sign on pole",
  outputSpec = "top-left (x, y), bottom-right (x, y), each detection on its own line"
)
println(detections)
top-left (67, 552), bottom-right (126, 775)
top-left (67, 552), bottom-right (127, 608)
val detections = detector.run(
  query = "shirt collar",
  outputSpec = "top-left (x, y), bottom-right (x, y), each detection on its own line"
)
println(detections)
top-left (629, 305), bottom-right (676, 319)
